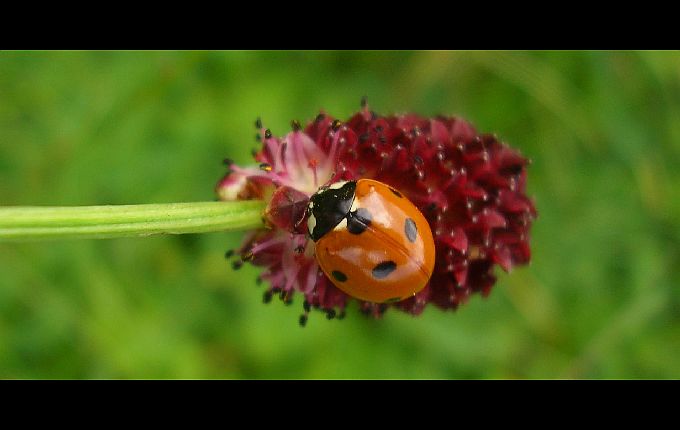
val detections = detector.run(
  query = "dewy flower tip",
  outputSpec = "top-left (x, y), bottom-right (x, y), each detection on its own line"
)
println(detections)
top-left (216, 99), bottom-right (537, 322)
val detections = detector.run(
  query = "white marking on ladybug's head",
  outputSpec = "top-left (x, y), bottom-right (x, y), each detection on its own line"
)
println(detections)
top-left (307, 212), bottom-right (317, 236)
top-left (333, 217), bottom-right (347, 232)
top-left (350, 197), bottom-right (359, 213)
top-left (327, 180), bottom-right (348, 190)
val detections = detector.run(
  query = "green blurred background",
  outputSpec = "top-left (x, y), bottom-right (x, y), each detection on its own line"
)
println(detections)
top-left (1, 51), bottom-right (679, 379)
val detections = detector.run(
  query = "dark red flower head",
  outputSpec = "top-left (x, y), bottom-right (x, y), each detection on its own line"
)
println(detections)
top-left (216, 101), bottom-right (537, 323)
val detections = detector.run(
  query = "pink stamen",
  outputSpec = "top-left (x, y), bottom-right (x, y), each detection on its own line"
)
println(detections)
top-left (277, 141), bottom-right (288, 173)
top-left (250, 235), bottom-right (287, 254)
top-left (284, 264), bottom-right (300, 291)
top-left (308, 159), bottom-right (319, 189)
top-left (230, 164), bottom-right (285, 184)
top-left (265, 138), bottom-right (283, 171)
top-left (292, 133), bottom-right (307, 176)
top-left (324, 131), bottom-right (341, 174)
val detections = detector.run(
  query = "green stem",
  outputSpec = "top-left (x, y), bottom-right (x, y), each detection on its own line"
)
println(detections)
top-left (0, 201), bottom-right (266, 242)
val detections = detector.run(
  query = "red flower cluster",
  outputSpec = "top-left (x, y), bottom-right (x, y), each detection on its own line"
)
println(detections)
top-left (217, 101), bottom-right (536, 323)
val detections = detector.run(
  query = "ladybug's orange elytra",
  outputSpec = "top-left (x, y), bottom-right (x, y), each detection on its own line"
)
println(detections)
top-left (307, 179), bottom-right (435, 303)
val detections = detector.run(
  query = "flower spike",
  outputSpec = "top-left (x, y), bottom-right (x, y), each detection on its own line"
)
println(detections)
top-left (216, 99), bottom-right (537, 321)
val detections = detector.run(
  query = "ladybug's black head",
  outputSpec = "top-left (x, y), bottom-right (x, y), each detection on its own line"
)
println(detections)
top-left (307, 180), bottom-right (357, 242)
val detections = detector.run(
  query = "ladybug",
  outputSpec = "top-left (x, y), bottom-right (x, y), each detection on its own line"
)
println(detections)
top-left (307, 179), bottom-right (435, 303)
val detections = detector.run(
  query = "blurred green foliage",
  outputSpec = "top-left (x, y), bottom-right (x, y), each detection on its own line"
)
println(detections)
top-left (1, 51), bottom-right (679, 379)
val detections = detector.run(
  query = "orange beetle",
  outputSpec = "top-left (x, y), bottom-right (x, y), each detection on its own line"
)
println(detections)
top-left (307, 179), bottom-right (435, 303)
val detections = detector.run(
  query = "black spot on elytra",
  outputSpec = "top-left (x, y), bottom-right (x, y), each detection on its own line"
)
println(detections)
top-left (332, 270), bottom-right (348, 282)
top-left (389, 187), bottom-right (403, 198)
top-left (372, 261), bottom-right (397, 279)
top-left (347, 207), bottom-right (372, 235)
top-left (405, 218), bottom-right (417, 243)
